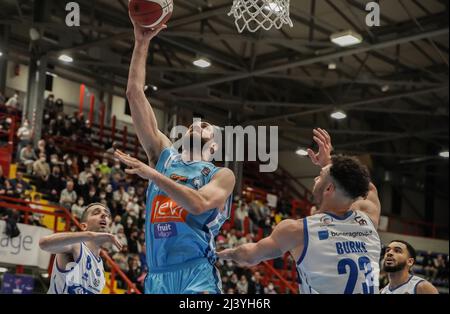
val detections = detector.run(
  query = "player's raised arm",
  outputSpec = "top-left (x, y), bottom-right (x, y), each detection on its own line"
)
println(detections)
top-left (114, 149), bottom-right (235, 215)
top-left (217, 219), bottom-right (303, 267)
top-left (351, 182), bottom-right (381, 228)
top-left (126, 19), bottom-right (171, 162)
top-left (39, 232), bottom-right (121, 254)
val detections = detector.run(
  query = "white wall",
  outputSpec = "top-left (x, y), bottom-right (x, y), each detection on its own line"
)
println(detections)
top-left (379, 231), bottom-right (449, 254)
top-left (44, 75), bottom-right (82, 107)
top-left (111, 95), bottom-right (165, 130)
top-left (6, 61), bottom-right (28, 93)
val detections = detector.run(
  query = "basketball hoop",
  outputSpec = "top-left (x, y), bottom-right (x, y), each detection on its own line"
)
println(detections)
top-left (228, 0), bottom-right (293, 33)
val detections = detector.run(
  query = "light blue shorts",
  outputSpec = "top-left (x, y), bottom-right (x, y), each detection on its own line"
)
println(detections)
top-left (144, 258), bottom-right (222, 294)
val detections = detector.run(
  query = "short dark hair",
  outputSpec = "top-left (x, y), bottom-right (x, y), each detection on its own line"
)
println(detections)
top-left (389, 240), bottom-right (417, 261)
top-left (80, 203), bottom-right (110, 223)
top-left (329, 155), bottom-right (371, 199)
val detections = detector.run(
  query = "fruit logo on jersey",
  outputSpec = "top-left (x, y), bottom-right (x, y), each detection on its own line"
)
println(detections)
top-left (151, 195), bottom-right (188, 223)
top-left (154, 222), bottom-right (178, 238)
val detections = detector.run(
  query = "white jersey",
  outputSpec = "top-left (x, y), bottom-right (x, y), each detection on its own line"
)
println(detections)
top-left (380, 275), bottom-right (425, 294)
top-left (48, 242), bottom-right (105, 294)
top-left (296, 210), bottom-right (381, 294)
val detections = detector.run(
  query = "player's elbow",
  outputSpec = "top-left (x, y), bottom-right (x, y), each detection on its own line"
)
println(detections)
top-left (126, 86), bottom-right (142, 101)
top-left (189, 201), bottom-right (209, 216)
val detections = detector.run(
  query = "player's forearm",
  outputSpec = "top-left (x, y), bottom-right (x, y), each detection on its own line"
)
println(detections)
top-left (151, 172), bottom-right (211, 215)
top-left (39, 231), bottom-right (95, 253)
top-left (226, 244), bottom-right (261, 266)
top-left (126, 40), bottom-right (161, 153)
top-left (127, 40), bottom-right (150, 92)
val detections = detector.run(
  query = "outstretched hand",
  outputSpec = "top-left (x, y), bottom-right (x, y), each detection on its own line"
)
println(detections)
top-left (307, 128), bottom-right (333, 167)
top-left (93, 233), bottom-right (123, 251)
top-left (129, 12), bottom-right (167, 42)
top-left (114, 149), bottom-right (157, 180)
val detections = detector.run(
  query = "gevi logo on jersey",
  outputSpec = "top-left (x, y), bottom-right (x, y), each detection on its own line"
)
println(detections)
top-left (151, 195), bottom-right (188, 223)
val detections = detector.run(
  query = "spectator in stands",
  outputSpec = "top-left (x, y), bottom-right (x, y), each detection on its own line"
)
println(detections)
top-left (236, 275), bottom-right (249, 294)
top-left (80, 155), bottom-right (90, 169)
top-left (423, 251), bottom-right (437, 280)
top-left (234, 201), bottom-right (248, 232)
top-left (59, 180), bottom-right (77, 209)
top-left (127, 228), bottom-right (140, 255)
top-left (230, 273), bottom-right (239, 288)
top-left (19, 142), bottom-right (37, 174)
top-left (16, 119), bottom-right (33, 158)
top-left (47, 166), bottom-right (65, 201)
top-left (111, 215), bottom-right (124, 235)
top-left (9, 170), bottom-right (31, 191)
top-left (105, 184), bottom-right (114, 202)
top-left (227, 229), bottom-right (239, 248)
top-left (222, 276), bottom-right (233, 292)
top-left (80, 120), bottom-right (92, 144)
top-left (113, 185), bottom-right (129, 206)
top-left (248, 271), bottom-right (265, 294)
top-left (0, 117), bottom-right (12, 142)
top-left (434, 254), bottom-right (448, 281)
top-left (49, 154), bottom-right (62, 168)
top-left (78, 165), bottom-right (91, 186)
top-left (5, 91), bottom-right (19, 109)
top-left (60, 118), bottom-right (72, 137)
top-left (126, 197), bottom-right (140, 219)
top-left (111, 159), bottom-right (125, 179)
top-left (113, 227), bottom-right (128, 254)
top-left (264, 282), bottom-right (277, 294)
top-left (55, 98), bottom-right (64, 113)
top-left (29, 194), bottom-right (45, 226)
top-left (71, 196), bottom-right (85, 220)
top-left (84, 185), bottom-right (100, 204)
top-left (122, 214), bottom-right (137, 239)
top-left (63, 155), bottom-right (78, 178)
top-left (44, 94), bottom-right (55, 114)
top-left (99, 157), bottom-right (112, 176)
top-left (10, 182), bottom-right (26, 199)
top-left (126, 256), bottom-right (143, 291)
top-left (34, 139), bottom-right (48, 158)
top-left (46, 138), bottom-right (61, 157)
top-left (33, 153), bottom-right (51, 184)
top-left (112, 244), bottom-right (129, 272)
top-left (69, 111), bottom-right (83, 130)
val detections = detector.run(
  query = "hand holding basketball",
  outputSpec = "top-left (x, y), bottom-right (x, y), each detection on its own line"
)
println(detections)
top-left (131, 19), bottom-right (167, 43)
top-left (129, 0), bottom-right (173, 42)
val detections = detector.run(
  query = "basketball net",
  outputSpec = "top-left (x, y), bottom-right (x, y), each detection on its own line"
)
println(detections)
top-left (228, 0), bottom-right (293, 33)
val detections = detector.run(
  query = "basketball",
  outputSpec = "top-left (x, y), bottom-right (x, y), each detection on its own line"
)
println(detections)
top-left (129, 0), bottom-right (173, 29)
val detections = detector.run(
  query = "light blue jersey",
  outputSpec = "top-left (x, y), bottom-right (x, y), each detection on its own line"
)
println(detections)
top-left (144, 147), bottom-right (232, 294)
